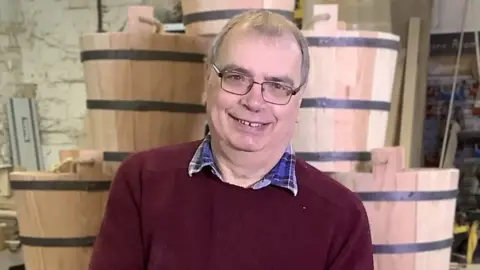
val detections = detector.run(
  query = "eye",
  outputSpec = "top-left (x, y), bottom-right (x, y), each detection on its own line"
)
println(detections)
top-left (272, 82), bottom-right (285, 90)
top-left (269, 82), bottom-right (292, 92)
top-left (224, 73), bottom-right (246, 81)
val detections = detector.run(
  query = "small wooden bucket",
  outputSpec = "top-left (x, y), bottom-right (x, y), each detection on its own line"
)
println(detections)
top-left (79, 6), bottom-right (208, 173)
top-left (331, 147), bottom-right (458, 270)
top-left (9, 150), bottom-right (111, 270)
top-left (293, 4), bottom-right (400, 172)
top-left (180, 0), bottom-right (296, 36)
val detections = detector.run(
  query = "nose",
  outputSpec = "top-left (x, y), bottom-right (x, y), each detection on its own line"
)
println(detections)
top-left (240, 82), bottom-right (266, 112)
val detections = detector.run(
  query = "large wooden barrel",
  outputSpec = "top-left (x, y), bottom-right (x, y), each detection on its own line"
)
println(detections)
top-left (9, 150), bottom-right (111, 270)
top-left (180, 0), bottom-right (297, 36)
top-left (79, 7), bottom-right (208, 173)
top-left (331, 147), bottom-right (458, 270)
top-left (293, 4), bottom-right (400, 172)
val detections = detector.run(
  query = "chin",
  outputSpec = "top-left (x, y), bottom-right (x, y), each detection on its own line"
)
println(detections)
top-left (229, 140), bottom-right (266, 153)
top-left (226, 130), bottom-right (271, 152)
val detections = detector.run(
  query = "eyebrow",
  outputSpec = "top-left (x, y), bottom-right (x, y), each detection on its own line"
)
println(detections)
top-left (221, 63), bottom-right (295, 86)
top-left (221, 64), bottom-right (252, 75)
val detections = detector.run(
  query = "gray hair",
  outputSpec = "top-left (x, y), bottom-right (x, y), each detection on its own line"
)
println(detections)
top-left (206, 10), bottom-right (310, 87)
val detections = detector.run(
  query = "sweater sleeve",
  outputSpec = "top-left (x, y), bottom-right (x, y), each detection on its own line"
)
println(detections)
top-left (327, 200), bottom-right (374, 270)
top-left (89, 156), bottom-right (145, 270)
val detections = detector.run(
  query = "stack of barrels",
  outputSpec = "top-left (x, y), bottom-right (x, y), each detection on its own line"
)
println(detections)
top-left (7, 2), bottom-right (460, 270)
top-left (8, 2), bottom-right (298, 270)
top-left (292, 4), bottom-right (459, 270)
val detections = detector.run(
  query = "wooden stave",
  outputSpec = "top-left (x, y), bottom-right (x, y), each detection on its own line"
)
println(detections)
top-left (79, 33), bottom-right (207, 166)
top-left (180, 0), bottom-right (296, 35)
top-left (182, 9), bottom-right (295, 25)
top-left (330, 169), bottom-right (458, 269)
top-left (9, 172), bottom-right (110, 244)
top-left (9, 171), bottom-right (110, 270)
top-left (294, 31), bottom-right (399, 172)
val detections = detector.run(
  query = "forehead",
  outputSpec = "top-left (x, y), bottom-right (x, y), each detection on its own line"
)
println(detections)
top-left (216, 27), bottom-right (302, 82)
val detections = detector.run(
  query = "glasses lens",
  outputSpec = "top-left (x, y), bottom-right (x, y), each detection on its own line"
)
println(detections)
top-left (262, 82), bottom-right (294, 104)
top-left (221, 73), bottom-right (251, 95)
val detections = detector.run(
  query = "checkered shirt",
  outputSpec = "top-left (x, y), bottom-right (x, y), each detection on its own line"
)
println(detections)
top-left (188, 134), bottom-right (298, 196)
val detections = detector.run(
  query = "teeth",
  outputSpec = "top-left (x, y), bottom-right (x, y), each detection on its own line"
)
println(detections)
top-left (237, 119), bottom-right (263, 127)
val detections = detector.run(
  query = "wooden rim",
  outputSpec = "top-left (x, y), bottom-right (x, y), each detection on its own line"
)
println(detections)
top-left (296, 151), bottom-right (371, 162)
top-left (300, 98), bottom-right (391, 111)
top-left (80, 50), bottom-right (205, 62)
top-left (103, 152), bottom-right (131, 162)
top-left (86, 100), bottom-right (206, 113)
top-left (182, 9), bottom-right (294, 25)
top-left (357, 189), bottom-right (458, 201)
top-left (9, 180), bottom-right (111, 191)
top-left (373, 238), bottom-right (454, 254)
top-left (19, 236), bottom-right (96, 247)
top-left (306, 36), bottom-right (400, 50)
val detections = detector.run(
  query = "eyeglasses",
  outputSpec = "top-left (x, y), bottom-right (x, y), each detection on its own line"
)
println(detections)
top-left (211, 63), bottom-right (300, 105)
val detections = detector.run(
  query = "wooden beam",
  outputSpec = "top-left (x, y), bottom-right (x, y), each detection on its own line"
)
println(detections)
top-left (399, 18), bottom-right (421, 168)
top-left (391, 0), bottom-right (433, 167)
top-left (385, 49), bottom-right (406, 146)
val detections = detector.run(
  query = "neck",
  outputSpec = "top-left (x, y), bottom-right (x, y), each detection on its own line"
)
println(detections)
top-left (211, 139), bottom-right (288, 188)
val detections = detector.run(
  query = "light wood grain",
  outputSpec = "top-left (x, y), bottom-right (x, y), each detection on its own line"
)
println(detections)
top-left (180, 0), bottom-right (296, 35)
top-left (79, 6), bottom-right (207, 173)
top-left (9, 150), bottom-right (111, 270)
top-left (385, 49), bottom-right (405, 146)
top-left (391, 0), bottom-right (433, 167)
top-left (293, 4), bottom-right (399, 172)
top-left (399, 17), bottom-right (421, 168)
top-left (331, 147), bottom-right (459, 270)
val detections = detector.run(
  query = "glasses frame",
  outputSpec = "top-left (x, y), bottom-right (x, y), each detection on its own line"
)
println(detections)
top-left (211, 63), bottom-right (301, 105)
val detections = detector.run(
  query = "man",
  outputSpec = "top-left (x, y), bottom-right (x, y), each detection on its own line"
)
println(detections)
top-left (89, 10), bottom-right (374, 270)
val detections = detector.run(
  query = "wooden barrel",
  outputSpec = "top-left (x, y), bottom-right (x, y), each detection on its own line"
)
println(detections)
top-left (79, 7), bottom-right (208, 173)
top-left (180, 0), bottom-right (296, 36)
top-left (331, 147), bottom-right (458, 270)
top-left (9, 150), bottom-right (111, 270)
top-left (293, 4), bottom-right (400, 172)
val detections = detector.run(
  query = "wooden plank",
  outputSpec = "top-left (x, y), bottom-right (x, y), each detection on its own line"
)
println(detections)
top-left (442, 121), bottom-right (461, 168)
top-left (391, 0), bottom-right (433, 167)
top-left (0, 166), bottom-right (12, 197)
top-left (385, 49), bottom-right (406, 146)
top-left (399, 17), bottom-right (421, 168)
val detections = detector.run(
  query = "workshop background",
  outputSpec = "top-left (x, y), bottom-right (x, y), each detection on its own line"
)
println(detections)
top-left (0, 0), bottom-right (479, 269)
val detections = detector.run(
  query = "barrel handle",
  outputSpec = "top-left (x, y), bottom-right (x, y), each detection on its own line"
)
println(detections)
top-left (303, 13), bottom-right (331, 30)
top-left (127, 5), bottom-right (161, 34)
top-left (138, 16), bottom-right (163, 34)
top-left (303, 4), bottom-right (338, 32)
top-left (5, 240), bottom-right (20, 252)
top-left (50, 157), bottom-right (95, 173)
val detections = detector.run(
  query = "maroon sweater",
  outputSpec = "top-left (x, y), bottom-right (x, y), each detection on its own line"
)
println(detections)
top-left (89, 141), bottom-right (374, 270)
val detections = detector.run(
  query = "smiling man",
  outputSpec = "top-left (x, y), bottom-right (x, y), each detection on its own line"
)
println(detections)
top-left (89, 10), bottom-right (374, 270)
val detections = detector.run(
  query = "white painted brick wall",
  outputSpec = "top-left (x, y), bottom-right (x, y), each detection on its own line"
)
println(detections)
top-left (0, 0), bottom-right (22, 165)
top-left (18, 0), bottom-right (135, 168)
top-left (0, 0), bottom-right (178, 169)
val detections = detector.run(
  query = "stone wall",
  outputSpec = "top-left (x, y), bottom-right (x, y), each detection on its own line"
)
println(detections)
top-left (0, 0), bottom-right (179, 169)
top-left (0, 1), bottom-right (23, 165)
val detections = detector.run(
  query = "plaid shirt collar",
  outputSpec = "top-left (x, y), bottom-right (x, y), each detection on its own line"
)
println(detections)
top-left (188, 134), bottom-right (298, 196)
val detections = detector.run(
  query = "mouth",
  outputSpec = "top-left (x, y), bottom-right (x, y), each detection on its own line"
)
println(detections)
top-left (229, 114), bottom-right (269, 128)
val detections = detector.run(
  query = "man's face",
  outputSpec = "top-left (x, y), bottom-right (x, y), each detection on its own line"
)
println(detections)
top-left (206, 27), bottom-right (303, 153)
